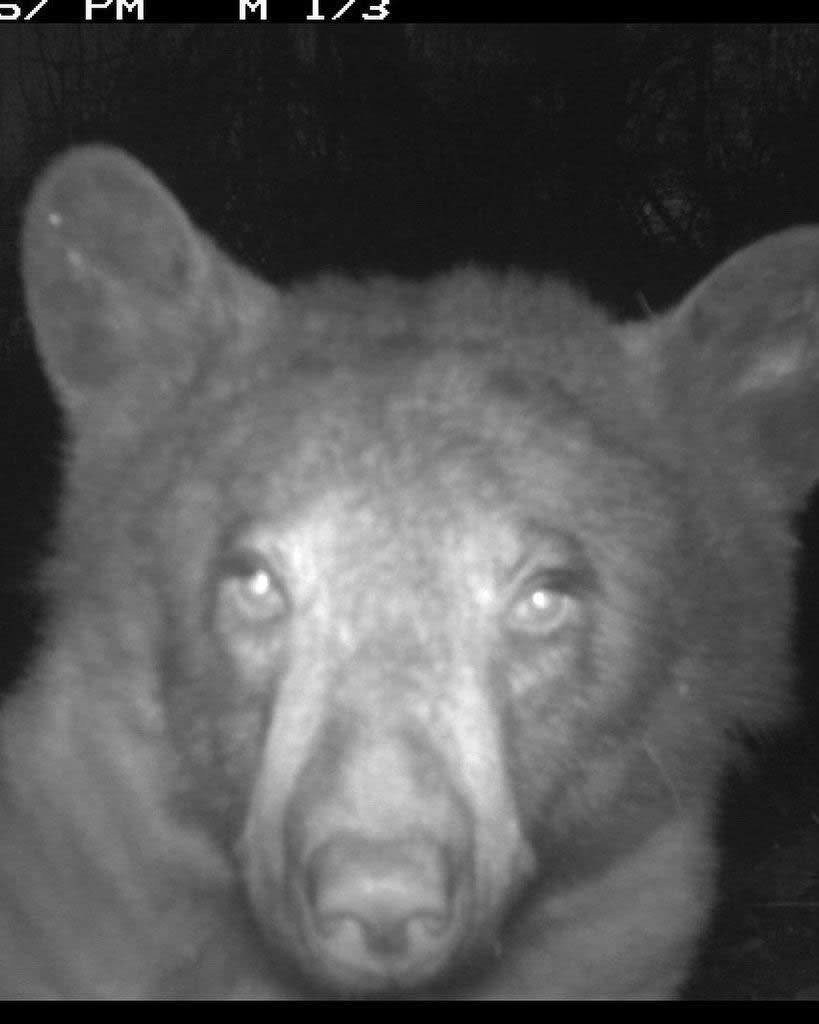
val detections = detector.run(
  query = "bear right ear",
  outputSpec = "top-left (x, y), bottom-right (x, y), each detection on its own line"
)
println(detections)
top-left (22, 146), bottom-right (218, 434)
top-left (644, 225), bottom-right (819, 511)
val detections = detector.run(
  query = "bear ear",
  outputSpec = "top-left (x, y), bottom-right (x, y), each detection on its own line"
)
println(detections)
top-left (661, 226), bottom-right (819, 508)
top-left (22, 146), bottom-right (216, 433)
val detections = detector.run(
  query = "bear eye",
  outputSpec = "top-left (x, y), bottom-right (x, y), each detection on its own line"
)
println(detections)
top-left (219, 550), bottom-right (288, 624)
top-left (505, 570), bottom-right (575, 635)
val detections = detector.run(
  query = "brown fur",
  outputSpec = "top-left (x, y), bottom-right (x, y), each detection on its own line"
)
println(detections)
top-left (2, 147), bottom-right (819, 998)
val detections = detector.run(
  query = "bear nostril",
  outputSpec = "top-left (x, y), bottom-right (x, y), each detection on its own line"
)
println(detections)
top-left (317, 909), bottom-right (448, 957)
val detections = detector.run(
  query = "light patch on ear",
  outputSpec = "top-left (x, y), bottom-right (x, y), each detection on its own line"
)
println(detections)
top-left (736, 335), bottom-right (809, 396)
top-left (66, 248), bottom-right (86, 272)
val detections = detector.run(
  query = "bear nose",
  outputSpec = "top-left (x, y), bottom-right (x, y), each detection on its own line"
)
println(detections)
top-left (304, 834), bottom-right (457, 980)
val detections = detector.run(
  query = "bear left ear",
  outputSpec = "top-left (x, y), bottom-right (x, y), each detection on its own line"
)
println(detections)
top-left (656, 226), bottom-right (819, 508)
top-left (22, 146), bottom-right (219, 436)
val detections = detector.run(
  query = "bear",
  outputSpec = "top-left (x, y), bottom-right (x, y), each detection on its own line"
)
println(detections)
top-left (0, 145), bottom-right (818, 999)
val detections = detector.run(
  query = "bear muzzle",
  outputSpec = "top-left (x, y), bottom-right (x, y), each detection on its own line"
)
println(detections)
top-left (299, 831), bottom-right (465, 988)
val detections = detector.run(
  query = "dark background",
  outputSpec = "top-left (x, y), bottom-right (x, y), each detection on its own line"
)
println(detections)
top-left (0, 23), bottom-right (817, 999)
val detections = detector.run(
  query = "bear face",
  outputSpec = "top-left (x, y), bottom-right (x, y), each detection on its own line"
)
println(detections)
top-left (1, 147), bottom-right (818, 998)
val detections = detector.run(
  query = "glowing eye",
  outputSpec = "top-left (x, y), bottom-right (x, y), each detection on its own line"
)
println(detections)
top-left (220, 552), bottom-right (288, 624)
top-left (506, 572), bottom-right (573, 635)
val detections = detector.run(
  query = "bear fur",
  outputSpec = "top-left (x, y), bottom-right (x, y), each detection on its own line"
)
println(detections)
top-left (1, 147), bottom-right (818, 998)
